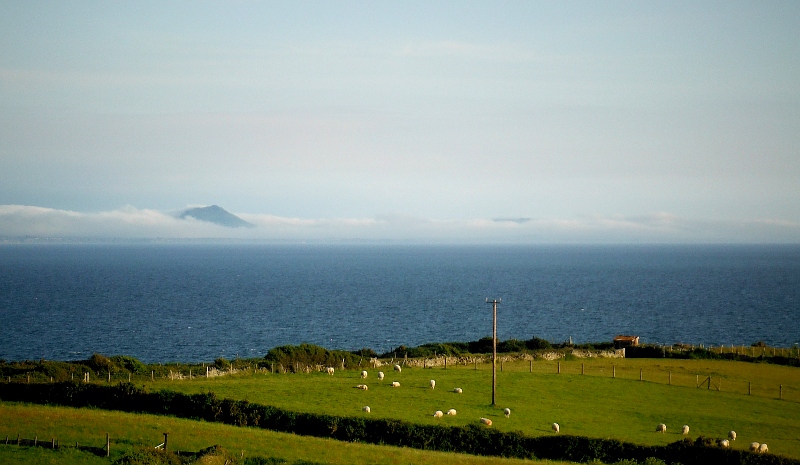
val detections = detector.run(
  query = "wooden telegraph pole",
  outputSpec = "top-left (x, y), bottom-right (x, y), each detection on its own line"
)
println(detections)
top-left (486, 298), bottom-right (501, 406)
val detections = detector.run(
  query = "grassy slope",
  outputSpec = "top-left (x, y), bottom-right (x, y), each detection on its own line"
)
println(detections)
top-left (145, 358), bottom-right (800, 458)
top-left (0, 403), bottom-right (571, 465)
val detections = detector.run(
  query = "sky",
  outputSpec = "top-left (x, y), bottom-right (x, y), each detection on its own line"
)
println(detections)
top-left (1, 1), bottom-right (799, 243)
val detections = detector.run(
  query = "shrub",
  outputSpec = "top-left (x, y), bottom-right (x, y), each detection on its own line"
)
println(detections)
top-left (526, 337), bottom-right (552, 350)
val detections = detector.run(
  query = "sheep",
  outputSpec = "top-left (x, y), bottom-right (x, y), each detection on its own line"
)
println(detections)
top-left (354, 384), bottom-right (368, 390)
top-left (503, 408), bottom-right (511, 418)
top-left (749, 442), bottom-right (760, 452)
top-left (433, 410), bottom-right (444, 418)
top-left (391, 381), bottom-right (400, 387)
top-left (758, 444), bottom-right (768, 454)
top-left (393, 364), bottom-right (402, 372)
top-left (480, 418), bottom-right (493, 426)
top-left (446, 409), bottom-right (457, 416)
top-left (656, 423), bottom-right (667, 433)
top-left (362, 406), bottom-right (371, 413)
top-left (682, 425), bottom-right (689, 435)
top-left (377, 371), bottom-right (385, 380)
top-left (728, 430), bottom-right (737, 441)
top-left (326, 367), bottom-right (335, 375)
top-left (552, 423), bottom-right (560, 433)
top-left (718, 439), bottom-right (730, 448)
top-left (361, 370), bottom-right (368, 379)
top-left (453, 388), bottom-right (463, 394)
top-left (430, 379), bottom-right (436, 389)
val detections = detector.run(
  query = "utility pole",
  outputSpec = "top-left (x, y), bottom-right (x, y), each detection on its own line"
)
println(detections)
top-left (486, 298), bottom-right (501, 406)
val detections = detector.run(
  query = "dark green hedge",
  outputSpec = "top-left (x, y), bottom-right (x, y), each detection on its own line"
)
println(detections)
top-left (1, 382), bottom-right (797, 465)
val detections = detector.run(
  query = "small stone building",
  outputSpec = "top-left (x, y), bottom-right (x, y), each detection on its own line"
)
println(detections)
top-left (613, 335), bottom-right (640, 349)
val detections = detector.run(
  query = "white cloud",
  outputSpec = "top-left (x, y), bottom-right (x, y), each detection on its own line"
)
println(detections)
top-left (1, 205), bottom-right (798, 244)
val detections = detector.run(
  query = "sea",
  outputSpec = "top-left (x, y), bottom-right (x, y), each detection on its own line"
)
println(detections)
top-left (1, 243), bottom-right (798, 363)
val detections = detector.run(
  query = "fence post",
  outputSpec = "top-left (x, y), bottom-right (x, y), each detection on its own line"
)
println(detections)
top-left (640, 368), bottom-right (643, 381)
top-left (530, 360), bottom-right (532, 373)
top-left (780, 384), bottom-right (783, 400)
top-left (151, 371), bottom-right (154, 381)
top-left (557, 362), bottom-right (560, 374)
top-left (108, 371), bottom-right (111, 383)
top-left (613, 365), bottom-right (616, 378)
top-left (106, 433), bottom-right (110, 457)
top-left (581, 363), bottom-right (584, 375)
top-left (749, 382), bottom-right (751, 395)
top-left (669, 371), bottom-right (672, 385)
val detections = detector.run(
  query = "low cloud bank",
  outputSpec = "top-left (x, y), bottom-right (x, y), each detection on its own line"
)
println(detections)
top-left (1, 205), bottom-right (798, 244)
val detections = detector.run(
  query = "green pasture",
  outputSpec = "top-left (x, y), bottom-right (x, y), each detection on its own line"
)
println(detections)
top-left (0, 403), bottom-right (570, 465)
top-left (145, 358), bottom-right (800, 459)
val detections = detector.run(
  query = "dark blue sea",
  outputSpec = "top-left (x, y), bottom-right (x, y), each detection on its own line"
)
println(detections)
top-left (1, 244), bottom-right (798, 363)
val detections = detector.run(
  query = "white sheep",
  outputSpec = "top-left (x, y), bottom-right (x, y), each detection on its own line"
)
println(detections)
top-left (326, 367), bottom-right (335, 375)
top-left (377, 371), bottom-right (385, 380)
top-left (749, 442), bottom-right (760, 452)
top-left (430, 379), bottom-right (436, 389)
top-left (446, 409), bottom-right (457, 416)
top-left (681, 425), bottom-right (689, 435)
top-left (391, 381), bottom-right (400, 387)
top-left (361, 370), bottom-right (368, 379)
top-left (453, 388), bottom-right (463, 394)
top-left (362, 406), bottom-right (371, 413)
top-left (758, 443), bottom-right (768, 454)
top-left (433, 410), bottom-right (444, 418)
top-left (552, 423), bottom-right (560, 433)
top-left (728, 430), bottom-right (737, 441)
top-left (354, 384), bottom-right (368, 390)
top-left (503, 408), bottom-right (511, 418)
top-left (656, 423), bottom-right (667, 433)
top-left (480, 418), bottom-right (493, 426)
top-left (393, 364), bottom-right (402, 372)
top-left (718, 439), bottom-right (730, 448)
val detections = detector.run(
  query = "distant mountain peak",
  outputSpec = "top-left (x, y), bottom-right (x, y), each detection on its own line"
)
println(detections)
top-left (178, 205), bottom-right (254, 228)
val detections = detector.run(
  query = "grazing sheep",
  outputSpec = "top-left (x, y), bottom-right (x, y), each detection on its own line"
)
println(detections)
top-left (362, 406), bottom-right (370, 413)
top-left (758, 444), bottom-right (768, 454)
top-left (393, 364), bottom-right (402, 372)
top-left (480, 418), bottom-right (493, 426)
top-left (552, 423), bottom-right (560, 433)
top-left (728, 431), bottom-right (737, 441)
top-left (750, 442), bottom-right (760, 452)
top-left (430, 379), bottom-right (436, 389)
top-left (453, 388), bottom-right (463, 394)
top-left (361, 370), bottom-right (368, 379)
top-left (656, 423), bottom-right (667, 433)
top-left (682, 425), bottom-right (690, 435)
top-left (391, 381), bottom-right (400, 387)
top-left (433, 410), bottom-right (444, 418)
top-left (718, 439), bottom-right (730, 448)
top-left (446, 409), bottom-right (457, 416)
top-left (503, 408), bottom-right (511, 418)
top-left (354, 384), bottom-right (368, 390)
top-left (377, 371), bottom-right (385, 380)
top-left (326, 367), bottom-right (335, 375)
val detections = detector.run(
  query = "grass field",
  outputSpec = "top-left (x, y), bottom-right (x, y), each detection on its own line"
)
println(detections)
top-left (0, 403), bottom-right (572, 465)
top-left (144, 358), bottom-right (800, 458)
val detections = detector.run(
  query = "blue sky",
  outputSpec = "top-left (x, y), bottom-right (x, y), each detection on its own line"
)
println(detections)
top-left (1, 1), bottom-right (799, 243)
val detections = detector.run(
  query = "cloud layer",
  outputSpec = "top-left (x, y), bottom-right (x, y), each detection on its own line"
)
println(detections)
top-left (2, 205), bottom-right (797, 244)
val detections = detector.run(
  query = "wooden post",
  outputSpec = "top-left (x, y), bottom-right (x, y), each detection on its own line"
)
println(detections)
top-left (501, 361), bottom-right (504, 372)
top-left (151, 371), bottom-right (154, 381)
top-left (613, 365), bottom-right (616, 378)
top-left (106, 433), bottom-right (110, 457)
top-left (558, 362), bottom-right (561, 374)
top-left (52, 438), bottom-right (55, 449)
top-left (444, 357), bottom-right (447, 369)
top-left (207, 366), bottom-right (210, 378)
top-left (487, 298), bottom-right (500, 406)
top-left (640, 368), bottom-right (643, 381)
top-left (475, 360), bottom-right (477, 370)
top-left (163, 433), bottom-right (168, 453)
top-left (581, 363), bottom-right (584, 375)
top-left (530, 360), bottom-right (533, 373)
top-left (669, 371), bottom-right (672, 385)
top-left (749, 381), bottom-right (751, 395)
top-left (128, 373), bottom-right (131, 382)
top-left (780, 384), bottom-right (783, 400)
top-left (108, 371), bottom-right (111, 383)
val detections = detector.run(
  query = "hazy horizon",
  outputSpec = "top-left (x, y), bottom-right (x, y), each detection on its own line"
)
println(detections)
top-left (2, 2), bottom-right (798, 244)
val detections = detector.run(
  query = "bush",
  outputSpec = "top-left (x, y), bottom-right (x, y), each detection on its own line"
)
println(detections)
top-left (526, 337), bottom-right (552, 350)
